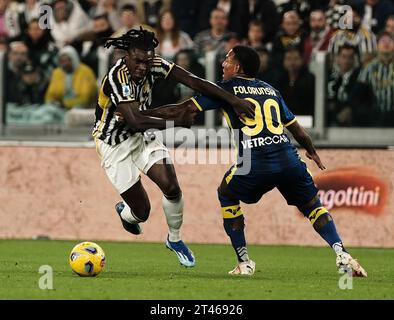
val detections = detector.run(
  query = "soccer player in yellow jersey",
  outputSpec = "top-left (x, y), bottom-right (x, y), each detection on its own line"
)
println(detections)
top-left (142, 45), bottom-right (367, 277)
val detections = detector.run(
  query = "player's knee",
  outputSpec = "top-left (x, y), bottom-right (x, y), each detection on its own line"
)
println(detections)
top-left (162, 182), bottom-right (181, 200)
top-left (217, 184), bottom-right (237, 206)
top-left (132, 204), bottom-right (151, 222)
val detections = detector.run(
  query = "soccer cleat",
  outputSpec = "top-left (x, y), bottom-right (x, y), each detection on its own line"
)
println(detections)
top-left (115, 202), bottom-right (142, 235)
top-left (165, 236), bottom-right (195, 267)
top-left (228, 260), bottom-right (256, 276)
top-left (336, 252), bottom-right (367, 277)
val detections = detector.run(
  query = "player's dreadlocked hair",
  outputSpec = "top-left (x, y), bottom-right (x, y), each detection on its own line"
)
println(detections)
top-left (104, 27), bottom-right (159, 52)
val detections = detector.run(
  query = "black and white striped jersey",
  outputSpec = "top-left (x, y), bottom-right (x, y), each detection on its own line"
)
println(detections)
top-left (358, 58), bottom-right (394, 113)
top-left (328, 27), bottom-right (377, 57)
top-left (92, 55), bottom-right (174, 145)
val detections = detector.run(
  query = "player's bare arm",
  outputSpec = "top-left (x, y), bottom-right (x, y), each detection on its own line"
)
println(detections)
top-left (117, 101), bottom-right (195, 130)
top-left (168, 65), bottom-right (254, 118)
top-left (140, 100), bottom-right (199, 119)
top-left (286, 120), bottom-right (326, 170)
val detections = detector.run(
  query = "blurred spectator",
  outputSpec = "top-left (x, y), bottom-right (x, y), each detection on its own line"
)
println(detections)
top-left (277, 47), bottom-right (315, 116)
top-left (355, 0), bottom-right (394, 34)
top-left (5, 41), bottom-right (30, 104)
top-left (50, 0), bottom-right (93, 49)
top-left (193, 8), bottom-right (231, 57)
top-left (256, 47), bottom-right (280, 86)
top-left (92, 0), bottom-right (122, 31)
top-left (137, 0), bottom-right (171, 28)
top-left (303, 10), bottom-right (334, 65)
top-left (247, 0), bottom-right (279, 42)
top-left (215, 32), bottom-right (242, 81)
top-left (22, 18), bottom-right (58, 78)
top-left (384, 15), bottom-right (394, 36)
top-left (11, 63), bottom-right (48, 106)
top-left (0, 0), bottom-right (21, 39)
top-left (171, 0), bottom-right (201, 38)
top-left (45, 46), bottom-right (97, 110)
top-left (155, 10), bottom-right (194, 62)
top-left (327, 45), bottom-right (360, 126)
top-left (277, 0), bottom-right (312, 31)
top-left (17, 0), bottom-right (40, 33)
top-left (353, 31), bottom-right (394, 127)
top-left (81, 0), bottom-right (127, 31)
top-left (112, 4), bottom-right (153, 38)
top-left (244, 20), bottom-right (272, 50)
top-left (199, 0), bottom-right (249, 38)
top-left (81, 13), bottom-right (114, 76)
top-left (272, 11), bottom-right (306, 67)
top-left (176, 49), bottom-right (205, 125)
top-left (328, 6), bottom-right (377, 66)
top-left (175, 49), bottom-right (205, 101)
top-left (0, 34), bottom-right (7, 52)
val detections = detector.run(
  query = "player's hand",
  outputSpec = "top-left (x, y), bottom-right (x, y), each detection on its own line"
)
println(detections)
top-left (175, 109), bottom-right (197, 128)
top-left (232, 99), bottom-right (255, 118)
top-left (306, 151), bottom-right (326, 170)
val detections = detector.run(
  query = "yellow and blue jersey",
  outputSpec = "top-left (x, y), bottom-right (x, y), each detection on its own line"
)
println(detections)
top-left (191, 77), bottom-right (300, 174)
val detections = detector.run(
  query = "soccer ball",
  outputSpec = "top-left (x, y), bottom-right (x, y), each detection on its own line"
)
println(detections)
top-left (69, 242), bottom-right (106, 277)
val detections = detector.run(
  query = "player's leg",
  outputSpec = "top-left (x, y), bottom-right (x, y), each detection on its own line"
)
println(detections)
top-left (298, 194), bottom-right (345, 254)
top-left (119, 179), bottom-right (151, 223)
top-left (278, 162), bottom-right (367, 277)
top-left (298, 194), bottom-right (367, 277)
top-left (217, 177), bottom-right (257, 275)
top-left (146, 159), bottom-right (183, 242)
top-left (95, 136), bottom-right (148, 235)
top-left (141, 146), bottom-right (194, 267)
top-left (147, 160), bottom-right (195, 267)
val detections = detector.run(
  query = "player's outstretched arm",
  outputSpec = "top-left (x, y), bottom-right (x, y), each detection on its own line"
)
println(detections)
top-left (141, 100), bottom-right (199, 119)
top-left (286, 120), bottom-right (326, 170)
top-left (116, 101), bottom-right (195, 131)
top-left (168, 65), bottom-right (254, 118)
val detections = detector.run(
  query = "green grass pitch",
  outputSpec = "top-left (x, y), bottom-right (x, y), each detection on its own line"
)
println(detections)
top-left (0, 240), bottom-right (393, 300)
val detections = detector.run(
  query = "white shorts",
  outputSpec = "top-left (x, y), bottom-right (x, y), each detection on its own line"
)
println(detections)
top-left (95, 133), bottom-right (170, 194)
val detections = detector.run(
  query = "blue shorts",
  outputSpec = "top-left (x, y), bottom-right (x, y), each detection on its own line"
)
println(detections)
top-left (224, 160), bottom-right (318, 207)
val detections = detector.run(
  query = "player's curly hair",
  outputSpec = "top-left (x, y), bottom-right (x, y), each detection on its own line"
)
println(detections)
top-left (104, 27), bottom-right (159, 52)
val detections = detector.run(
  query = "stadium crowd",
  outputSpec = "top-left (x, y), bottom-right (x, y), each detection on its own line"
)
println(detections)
top-left (1, 0), bottom-right (393, 127)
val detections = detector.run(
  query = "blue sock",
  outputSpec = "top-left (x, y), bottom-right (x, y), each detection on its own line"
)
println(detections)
top-left (318, 219), bottom-right (342, 246)
top-left (223, 215), bottom-right (249, 262)
top-left (219, 192), bottom-right (249, 262)
top-left (301, 199), bottom-right (347, 254)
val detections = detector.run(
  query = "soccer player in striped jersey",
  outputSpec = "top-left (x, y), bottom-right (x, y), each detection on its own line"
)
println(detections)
top-left (92, 28), bottom-right (254, 268)
top-left (142, 46), bottom-right (368, 277)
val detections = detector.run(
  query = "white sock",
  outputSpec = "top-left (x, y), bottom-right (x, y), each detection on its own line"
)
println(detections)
top-left (162, 194), bottom-right (184, 242)
top-left (120, 203), bottom-right (140, 224)
top-left (333, 242), bottom-right (345, 255)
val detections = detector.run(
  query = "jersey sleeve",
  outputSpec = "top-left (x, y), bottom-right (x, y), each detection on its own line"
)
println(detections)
top-left (190, 95), bottom-right (222, 111)
top-left (107, 60), bottom-right (136, 105)
top-left (151, 55), bottom-right (175, 79)
top-left (278, 94), bottom-right (296, 127)
top-left (190, 80), bottom-right (229, 111)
